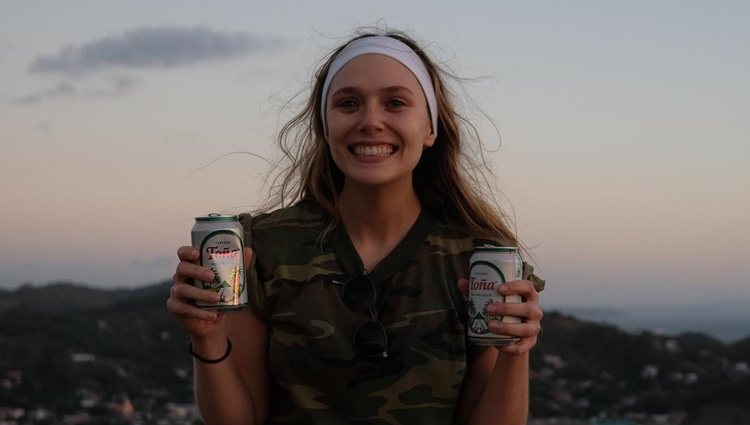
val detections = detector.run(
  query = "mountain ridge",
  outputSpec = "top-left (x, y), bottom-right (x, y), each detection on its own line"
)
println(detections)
top-left (0, 280), bottom-right (748, 423)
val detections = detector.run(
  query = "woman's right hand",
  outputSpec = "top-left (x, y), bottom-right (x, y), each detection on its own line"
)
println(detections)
top-left (167, 246), bottom-right (245, 339)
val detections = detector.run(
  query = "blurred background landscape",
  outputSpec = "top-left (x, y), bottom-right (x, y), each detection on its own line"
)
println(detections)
top-left (0, 281), bottom-right (748, 424)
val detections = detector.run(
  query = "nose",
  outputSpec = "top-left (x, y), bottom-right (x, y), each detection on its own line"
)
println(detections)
top-left (358, 104), bottom-right (385, 134)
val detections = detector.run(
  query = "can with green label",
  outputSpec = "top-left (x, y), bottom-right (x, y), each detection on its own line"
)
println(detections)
top-left (191, 213), bottom-right (247, 311)
top-left (468, 246), bottom-right (523, 346)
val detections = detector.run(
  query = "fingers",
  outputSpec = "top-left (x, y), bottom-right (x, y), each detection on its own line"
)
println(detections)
top-left (485, 279), bottom-right (543, 321)
top-left (497, 279), bottom-right (539, 302)
top-left (171, 279), bottom-right (220, 304)
top-left (169, 245), bottom-right (221, 321)
top-left (488, 319), bottom-right (542, 340)
top-left (488, 318), bottom-right (542, 356)
top-left (166, 294), bottom-right (220, 321)
top-left (484, 280), bottom-right (543, 356)
top-left (486, 300), bottom-right (543, 322)
top-left (459, 278), bottom-right (537, 302)
top-left (175, 245), bottom-right (214, 285)
top-left (168, 274), bottom-right (221, 315)
top-left (176, 260), bottom-right (214, 284)
top-left (177, 245), bottom-right (199, 262)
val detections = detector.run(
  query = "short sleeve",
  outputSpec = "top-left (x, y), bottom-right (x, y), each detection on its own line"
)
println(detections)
top-left (237, 213), bottom-right (268, 320)
top-left (522, 261), bottom-right (546, 292)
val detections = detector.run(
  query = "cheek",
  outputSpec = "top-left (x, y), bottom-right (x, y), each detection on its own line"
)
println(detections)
top-left (326, 115), bottom-right (351, 143)
top-left (325, 135), bottom-right (346, 168)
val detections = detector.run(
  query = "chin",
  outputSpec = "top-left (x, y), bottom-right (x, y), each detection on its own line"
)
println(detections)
top-left (344, 172), bottom-right (412, 189)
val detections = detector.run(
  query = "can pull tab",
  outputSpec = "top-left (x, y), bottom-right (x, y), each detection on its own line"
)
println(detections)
top-left (208, 213), bottom-right (221, 217)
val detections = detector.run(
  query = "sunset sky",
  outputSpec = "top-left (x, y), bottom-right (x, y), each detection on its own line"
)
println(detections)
top-left (2, 1), bottom-right (748, 308)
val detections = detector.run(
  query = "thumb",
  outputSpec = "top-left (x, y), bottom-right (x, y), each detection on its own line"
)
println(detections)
top-left (244, 246), bottom-right (254, 267)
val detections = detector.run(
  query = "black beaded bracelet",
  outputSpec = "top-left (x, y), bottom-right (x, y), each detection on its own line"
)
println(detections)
top-left (189, 337), bottom-right (232, 364)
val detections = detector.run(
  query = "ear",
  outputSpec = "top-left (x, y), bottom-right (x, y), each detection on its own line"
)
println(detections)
top-left (423, 127), bottom-right (436, 148)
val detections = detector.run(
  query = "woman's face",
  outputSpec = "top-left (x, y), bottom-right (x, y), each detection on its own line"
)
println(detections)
top-left (325, 54), bottom-right (436, 190)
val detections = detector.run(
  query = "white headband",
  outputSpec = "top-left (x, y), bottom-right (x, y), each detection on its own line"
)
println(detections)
top-left (320, 36), bottom-right (438, 137)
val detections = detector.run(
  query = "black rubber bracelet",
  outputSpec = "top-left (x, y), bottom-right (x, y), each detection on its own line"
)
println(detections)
top-left (189, 337), bottom-right (232, 364)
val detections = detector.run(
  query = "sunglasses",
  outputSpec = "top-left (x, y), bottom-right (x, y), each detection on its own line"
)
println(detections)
top-left (332, 274), bottom-right (388, 358)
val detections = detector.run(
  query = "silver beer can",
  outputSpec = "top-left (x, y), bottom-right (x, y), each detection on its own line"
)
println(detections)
top-left (191, 213), bottom-right (248, 311)
top-left (468, 246), bottom-right (523, 346)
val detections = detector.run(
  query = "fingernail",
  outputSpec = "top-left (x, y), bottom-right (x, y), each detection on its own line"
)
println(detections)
top-left (498, 284), bottom-right (509, 293)
top-left (486, 305), bottom-right (498, 314)
top-left (205, 271), bottom-right (214, 281)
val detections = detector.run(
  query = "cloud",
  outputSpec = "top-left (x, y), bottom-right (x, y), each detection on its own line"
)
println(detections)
top-left (11, 26), bottom-right (282, 106)
top-left (29, 26), bottom-right (285, 76)
top-left (12, 76), bottom-right (136, 105)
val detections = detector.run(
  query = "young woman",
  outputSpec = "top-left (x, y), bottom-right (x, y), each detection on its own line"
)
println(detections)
top-left (168, 30), bottom-right (544, 425)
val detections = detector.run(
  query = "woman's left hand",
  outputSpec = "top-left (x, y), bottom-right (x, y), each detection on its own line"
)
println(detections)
top-left (459, 278), bottom-right (543, 356)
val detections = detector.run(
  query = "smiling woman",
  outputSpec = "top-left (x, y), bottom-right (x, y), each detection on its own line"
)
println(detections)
top-left (167, 28), bottom-right (544, 425)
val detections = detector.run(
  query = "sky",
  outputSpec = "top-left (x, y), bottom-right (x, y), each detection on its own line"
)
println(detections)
top-left (1, 1), bottom-right (748, 309)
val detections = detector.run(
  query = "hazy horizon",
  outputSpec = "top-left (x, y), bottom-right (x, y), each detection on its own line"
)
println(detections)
top-left (2, 2), bottom-right (749, 308)
top-left (4, 277), bottom-right (748, 344)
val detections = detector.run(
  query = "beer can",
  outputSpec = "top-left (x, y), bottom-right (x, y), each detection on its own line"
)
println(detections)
top-left (468, 246), bottom-right (523, 346)
top-left (191, 213), bottom-right (248, 311)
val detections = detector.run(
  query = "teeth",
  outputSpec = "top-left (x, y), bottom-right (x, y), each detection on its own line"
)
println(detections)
top-left (352, 145), bottom-right (394, 156)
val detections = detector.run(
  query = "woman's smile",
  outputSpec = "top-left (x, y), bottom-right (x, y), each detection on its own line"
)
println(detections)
top-left (349, 143), bottom-right (398, 157)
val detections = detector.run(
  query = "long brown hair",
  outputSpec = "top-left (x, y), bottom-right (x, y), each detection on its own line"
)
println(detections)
top-left (261, 29), bottom-right (518, 245)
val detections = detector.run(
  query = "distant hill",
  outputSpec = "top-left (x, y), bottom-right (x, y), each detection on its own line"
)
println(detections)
top-left (0, 281), bottom-right (748, 423)
top-left (0, 280), bottom-right (191, 415)
top-left (0, 281), bottom-right (171, 312)
top-left (555, 302), bottom-right (750, 344)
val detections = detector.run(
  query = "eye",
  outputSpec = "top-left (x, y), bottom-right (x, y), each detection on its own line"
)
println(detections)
top-left (335, 98), bottom-right (359, 110)
top-left (386, 98), bottom-right (407, 109)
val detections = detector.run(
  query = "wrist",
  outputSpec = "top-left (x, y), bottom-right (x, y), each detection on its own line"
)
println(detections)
top-left (190, 332), bottom-right (229, 359)
top-left (494, 348), bottom-right (529, 363)
top-left (190, 337), bottom-right (232, 364)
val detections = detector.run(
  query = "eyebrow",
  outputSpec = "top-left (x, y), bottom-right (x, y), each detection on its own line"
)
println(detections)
top-left (330, 85), bottom-right (416, 97)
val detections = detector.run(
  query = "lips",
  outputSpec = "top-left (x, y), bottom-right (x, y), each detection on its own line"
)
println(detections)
top-left (349, 144), bottom-right (397, 157)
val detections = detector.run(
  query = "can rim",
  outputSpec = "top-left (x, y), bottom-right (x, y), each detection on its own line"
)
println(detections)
top-left (195, 213), bottom-right (238, 222)
top-left (473, 246), bottom-right (518, 252)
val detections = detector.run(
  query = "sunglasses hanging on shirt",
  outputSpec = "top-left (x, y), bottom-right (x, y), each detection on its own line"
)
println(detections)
top-left (333, 273), bottom-right (388, 358)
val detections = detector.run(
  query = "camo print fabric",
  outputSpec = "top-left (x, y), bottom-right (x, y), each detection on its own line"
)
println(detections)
top-left (238, 201), bottom-right (544, 425)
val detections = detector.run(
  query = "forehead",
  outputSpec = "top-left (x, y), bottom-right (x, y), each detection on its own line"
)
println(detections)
top-left (328, 54), bottom-right (422, 92)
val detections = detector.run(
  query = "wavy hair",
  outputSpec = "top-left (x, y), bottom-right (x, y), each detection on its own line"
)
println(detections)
top-left (260, 29), bottom-right (518, 245)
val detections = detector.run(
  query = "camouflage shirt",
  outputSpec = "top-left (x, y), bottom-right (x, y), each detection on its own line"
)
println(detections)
top-left (238, 201), bottom-right (544, 425)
